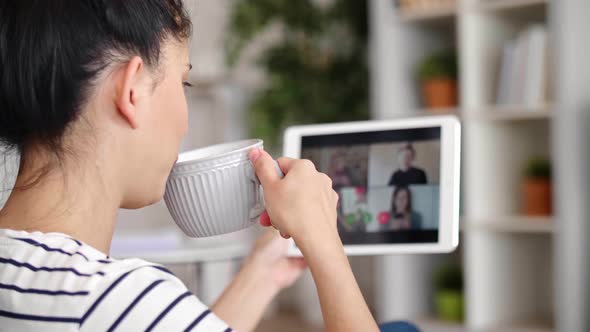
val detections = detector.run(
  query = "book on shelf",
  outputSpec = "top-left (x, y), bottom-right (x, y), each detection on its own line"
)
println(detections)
top-left (496, 40), bottom-right (516, 106)
top-left (495, 25), bottom-right (550, 110)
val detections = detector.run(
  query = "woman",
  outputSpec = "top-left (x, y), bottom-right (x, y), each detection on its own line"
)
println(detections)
top-left (387, 186), bottom-right (422, 231)
top-left (0, 1), bottom-right (378, 331)
top-left (327, 151), bottom-right (354, 190)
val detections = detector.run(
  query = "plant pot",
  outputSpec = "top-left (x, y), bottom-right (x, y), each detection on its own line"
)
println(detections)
top-left (421, 78), bottom-right (458, 109)
top-left (522, 178), bottom-right (552, 215)
top-left (435, 290), bottom-right (464, 322)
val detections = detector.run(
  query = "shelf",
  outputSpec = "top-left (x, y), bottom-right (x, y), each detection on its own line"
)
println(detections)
top-left (465, 105), bottom-right (552, 121)
top-left (397, 6), bottom-right (457, 23)
top-left (465, 215), bottom-right (554, 234)
top-left (387, 108), bottom-right (460, 120)
top-left (415, 317), bottom-right (553, 332)
top-left (475, 0), bottom-right (547, 22)
top-left (373, 0), bottom-right (559, 326)
top-left (477, 0), bottom-right (547, 12)
top-left (407, 107), bottom-right (460, 118)
top-left (490, 318), bottom-right (554, 332)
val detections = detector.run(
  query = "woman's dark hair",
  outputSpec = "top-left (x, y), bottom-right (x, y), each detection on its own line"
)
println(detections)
top-left (0, 0), bottom-right (191, 164)
top-left (391, 186), bottom-right (412, 214)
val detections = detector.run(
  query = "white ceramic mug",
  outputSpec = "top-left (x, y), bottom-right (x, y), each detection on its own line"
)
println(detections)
top-left (164, 139), bottom-right (283, 238)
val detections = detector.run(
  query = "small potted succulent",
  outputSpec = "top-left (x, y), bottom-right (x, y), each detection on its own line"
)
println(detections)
top-left (433, 263), bottom-right (464, 322)
top-left (417, 51), bottom-right (458, 109)
top-left (522, 157), bottom-right (552, 216)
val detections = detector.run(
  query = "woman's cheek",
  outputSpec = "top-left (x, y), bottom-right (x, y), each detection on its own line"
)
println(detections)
top-left (179, 90), bottom-right (189, 137)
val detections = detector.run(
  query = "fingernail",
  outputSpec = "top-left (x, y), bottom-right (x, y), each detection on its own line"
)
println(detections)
top-left (248, 148), bottom-right (261, 162)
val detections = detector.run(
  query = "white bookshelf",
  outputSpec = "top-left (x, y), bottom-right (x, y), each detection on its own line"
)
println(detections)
top-left (398, 6), bottom-right (457, 23)
top-left (465, 216), bottom-right (553, 234)
top-left (370, 0), bottom-right (553, 330)
top-left (476, 0), bottom-right (547, 12)
top-left (416, 316), bottom-right (553, 332)
top-left (395, 107), bottom-right (460, 118)
top-left (466, 104), bottom-right (552, 121)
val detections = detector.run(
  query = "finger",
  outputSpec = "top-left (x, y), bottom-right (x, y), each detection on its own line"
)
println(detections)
top-left (287, 257), bottom-right (308, 269)
top-left (319, 173), bottom-right (333, 187)
top-left (288, 257), bottom-right (307, 265)
top-left (332, 190), bottom-right (340, 205)
top-left (252, 228), bottom-right (279, 253)
top-left (259, 210), bottom-right (272, 227)
top-left (249, 148), bottom-right (280, 186)
top-left (276, 157), bottom-right (297, 174)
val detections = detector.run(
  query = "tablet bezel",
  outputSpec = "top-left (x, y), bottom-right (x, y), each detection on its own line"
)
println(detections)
top-left (283, 115), bottom-right (461, 255)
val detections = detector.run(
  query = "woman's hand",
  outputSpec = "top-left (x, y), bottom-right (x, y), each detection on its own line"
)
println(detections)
top-left (212, 230), bottom-right (307, 332)
top-left (248, 148), bottom-right (379, 332)
top-left (245, 229), bottom-right (307, 290)
top-left (248, 148), bottom-right (339, 244)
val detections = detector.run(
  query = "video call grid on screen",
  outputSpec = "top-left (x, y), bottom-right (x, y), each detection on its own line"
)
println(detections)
top-left (301, 127), bottom-right (441, 245)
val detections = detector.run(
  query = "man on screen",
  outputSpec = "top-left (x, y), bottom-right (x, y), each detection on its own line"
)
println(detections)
top-left (388, 143), bottom-right (428, 186)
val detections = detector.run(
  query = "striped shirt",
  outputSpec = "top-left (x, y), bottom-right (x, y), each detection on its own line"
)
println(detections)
top-left (0, 229), bottom-right (232, 332)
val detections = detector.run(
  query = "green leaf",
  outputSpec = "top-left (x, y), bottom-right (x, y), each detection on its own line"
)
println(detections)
top-left (434, 263), bottom-right (463, 291)
top-left (228, 0), bottom-right (370, 150)
top-left (417, 50), bottom-right (458, 81)
top-left (524, 157), bottom-right (551, 179)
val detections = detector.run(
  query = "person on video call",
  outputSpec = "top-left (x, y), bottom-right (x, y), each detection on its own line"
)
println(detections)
top-left (387, 186), bottom-right (422, 230)
top-left (388, 143), bottom-right (428, 186)
top-left (328, 151), bottom-right (355, 190)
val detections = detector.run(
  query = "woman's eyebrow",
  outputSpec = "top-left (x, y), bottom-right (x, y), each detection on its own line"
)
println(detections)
top-left (187, 64), bottom-right (193, 71)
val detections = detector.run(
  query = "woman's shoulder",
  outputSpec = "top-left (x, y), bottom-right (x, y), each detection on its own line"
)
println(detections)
top-left (99, 257), bottom-right (179, 281)
top-left (82, 258), bottom-right (229, 332)
top-left (0, 229), bottom-right (167, 276)
top-left (0, 229), bottom-right (226, 331)
top-left (0, 228), bottom-right (185, 293)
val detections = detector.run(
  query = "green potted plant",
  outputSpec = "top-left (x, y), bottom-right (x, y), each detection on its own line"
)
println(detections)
top-left (433, 262), bottom-right (464, 322)
top-left (416, 51), bottom-right (458, 109)
top-left (522, 157), bottom-right (552, 216)
top-left (227, 0), bottom-right (369, 150)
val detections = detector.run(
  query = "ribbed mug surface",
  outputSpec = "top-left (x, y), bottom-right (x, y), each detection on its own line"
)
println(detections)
top-left (164, 140), bottom-right (264, 237)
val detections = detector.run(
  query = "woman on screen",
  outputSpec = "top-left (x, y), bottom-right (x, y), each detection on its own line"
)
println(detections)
top-left (387, 186), bottom-right (422, 230)
top-left (328, 151), bottom-right (354, 189)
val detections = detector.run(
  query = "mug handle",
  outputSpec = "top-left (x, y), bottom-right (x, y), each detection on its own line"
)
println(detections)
top-left (248, 160), bottom-right (284, 220)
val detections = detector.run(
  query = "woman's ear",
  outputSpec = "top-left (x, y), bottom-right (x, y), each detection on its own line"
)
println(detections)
top-left (114, 56), bottom-right (145, 129)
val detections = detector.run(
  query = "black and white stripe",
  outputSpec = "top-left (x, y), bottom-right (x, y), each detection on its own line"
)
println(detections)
top-left (0, 282), bottom-right (89, 296)
top-left (11, 237), bottom-right (97, 263)
top-left (145, 291), bottom-right (192, 331)
top-left (0, 257), bottom-right (106, 277)
top-left (184, 309), bottom-right (212, 331)
top-left (0, 228), bottom-right (231, 331)
top-left (106, 279), bottom-right (166, 331)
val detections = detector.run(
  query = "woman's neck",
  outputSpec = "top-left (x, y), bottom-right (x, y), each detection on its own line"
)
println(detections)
top-left (0, 154), bottom-right (120, 254)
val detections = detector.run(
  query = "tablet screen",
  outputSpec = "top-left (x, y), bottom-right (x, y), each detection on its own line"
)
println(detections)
top-left (301, 127), bottom-right (441, 245)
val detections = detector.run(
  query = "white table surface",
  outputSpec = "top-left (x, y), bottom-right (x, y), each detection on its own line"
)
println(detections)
top-left (110, 227), bottom-right (257, 264)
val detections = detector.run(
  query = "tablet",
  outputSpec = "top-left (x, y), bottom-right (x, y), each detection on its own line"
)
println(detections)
top-left (283, 116), bottom-right (460, 255)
